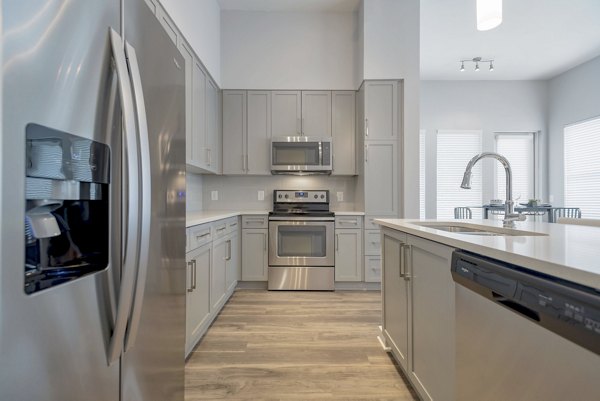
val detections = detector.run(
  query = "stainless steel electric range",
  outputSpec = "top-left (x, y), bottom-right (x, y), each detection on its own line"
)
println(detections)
top-left (268, 190), bottom-right (335, 290)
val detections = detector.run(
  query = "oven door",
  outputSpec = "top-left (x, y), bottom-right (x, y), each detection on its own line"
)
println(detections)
top-left (268, 220), bottom-right (334, 267)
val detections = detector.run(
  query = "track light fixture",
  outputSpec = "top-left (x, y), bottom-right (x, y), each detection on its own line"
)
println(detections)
top-left (459, 57), bottom-right (494, 72)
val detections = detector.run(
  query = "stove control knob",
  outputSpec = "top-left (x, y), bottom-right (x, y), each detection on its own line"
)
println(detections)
top-left (314, 195), bottom-right (318, 199)
top-left (278, 194), bottom-right (282, 199)
top-left (320, 194), bottom-right (325, 199)
top-left (284, 194), bottom-right (289, 199)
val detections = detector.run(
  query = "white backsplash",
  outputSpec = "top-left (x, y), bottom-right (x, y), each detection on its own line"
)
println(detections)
top-left (186, 172), bottom-right (203, 212)
top-left (199, 175), bottom-right (358, 211)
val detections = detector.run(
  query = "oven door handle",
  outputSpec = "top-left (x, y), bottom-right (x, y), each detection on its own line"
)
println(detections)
top-left (268, 216), bottom-right (335, 222)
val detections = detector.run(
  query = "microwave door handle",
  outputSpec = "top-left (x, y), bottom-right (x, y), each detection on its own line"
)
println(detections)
top-left (123, 41), bottom-right (152, 353)
top-left (107, 28), bottom-right (141, 365)
top-left (319, 142), bottom-right (323, 166)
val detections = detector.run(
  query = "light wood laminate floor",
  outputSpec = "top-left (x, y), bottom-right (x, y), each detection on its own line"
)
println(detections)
top-left (185, 290), bottom-right (418, 401)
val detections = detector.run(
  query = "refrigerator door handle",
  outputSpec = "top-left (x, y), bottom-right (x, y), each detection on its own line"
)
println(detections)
top-left (107, 28), bottom-right (141, 365)
top-left (124, 41), bottom-right (152, 353)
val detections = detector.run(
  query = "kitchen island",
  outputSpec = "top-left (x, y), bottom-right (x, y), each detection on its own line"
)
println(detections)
top-left (375, 219), bottom-right (600, 401)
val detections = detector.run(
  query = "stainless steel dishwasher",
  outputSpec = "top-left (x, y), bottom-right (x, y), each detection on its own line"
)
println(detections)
top-left (451, 251), bottom-right (600, 401)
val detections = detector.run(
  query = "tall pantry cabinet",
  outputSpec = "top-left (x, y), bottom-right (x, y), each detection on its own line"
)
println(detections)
top-left (356, 80), bottom-right (401, 282)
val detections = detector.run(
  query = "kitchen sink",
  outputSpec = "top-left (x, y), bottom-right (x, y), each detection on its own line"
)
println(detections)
top-left (413, 222), bottom-right (548, 237)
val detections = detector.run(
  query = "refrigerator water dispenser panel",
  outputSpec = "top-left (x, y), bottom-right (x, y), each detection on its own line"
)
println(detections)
top-left (25, 124), bottom-right (110, 294)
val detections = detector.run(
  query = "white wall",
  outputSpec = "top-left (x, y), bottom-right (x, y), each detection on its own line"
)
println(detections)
top-left (220, 10), bottom-right (356, 89)
top-left (362, 0), bottom-right (420, 218)
top-left (547, 56), bottom-right (600, 206)
top-left (420, 81), bottom-right (548, 218)
top-left (161, 0), bottom-right (221, 86)
top-left (201, 175), bottom-right (357, 211)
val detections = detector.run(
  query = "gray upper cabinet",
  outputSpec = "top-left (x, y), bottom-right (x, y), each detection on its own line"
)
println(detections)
top-left (364, 81), bottom-right (398, 140)
top-left (178, 40), bottom-right (195, 166)
top-left (222, 91), bottom-right (246, 175)
top-left (332, 91), bottom-right (356, 175)
top-left (155, 4), bottom-right (178, 45)
top-left (222, 91), bottom-right (271, 175)
top-left (247, 91), bottom-right (272, 174)
top-left (301, 91), bottom-right (331, 137)
top-left (364, 140), bottom-right (398, 216)
top-left (206, 78), bottom-right (219, 172)
top-left (271, 91), bottom-right (301, 137)
top-left (143, 0), bottom-right (158, 15)
top-left (192, 59), bottom-right (207, 169)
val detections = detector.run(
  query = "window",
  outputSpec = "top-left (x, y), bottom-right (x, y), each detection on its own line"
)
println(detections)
top-left (420, 129), bottom-right (426, 219)
top-left (436, 130), bottom-right (482, 219)
top-left (564, 117), bottom-right (600, 219)
top-left (495, 133), bottom-right (536, 203)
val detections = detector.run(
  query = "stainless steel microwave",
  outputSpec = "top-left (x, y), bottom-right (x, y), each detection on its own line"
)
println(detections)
top-left (271, 137), bottom-right (333, 175)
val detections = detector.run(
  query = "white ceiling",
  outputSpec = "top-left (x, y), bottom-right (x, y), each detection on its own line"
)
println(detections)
top-left (217, 0), bottom-right (361, 13)
top-left (217, 0), bottom-right (600, 80)
top-left (421, 0), bottom-right (600, 80)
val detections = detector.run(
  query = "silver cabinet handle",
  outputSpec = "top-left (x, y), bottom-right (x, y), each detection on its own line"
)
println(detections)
top-left (339, 219), bottom-right (358, 225)
top-left (302, 117), bottom-right (305, 135)
top-left (196, 232), bottom-right (210, 239)
top-left (263, 233), bottom-right (267, 251)
top-left (192, 259), bottom-right (197, 290)
top-left (216, 226), bottom-right (226, 232)
top-left (402, 244), bottom-right (412, 281)
top-left (335, 234), bottom-right (339, 251)
top-left (187, 261), bottom-right (194, 293)
top-left (226, 239), bottom-right (232, 261)
top-left (107, 28), bottom-right (141, 365)
top-left (365, 118), bottom-right (369, 136)
top-left (124, 40), bottom-right (153, 353)
top-left (399, 242), bottom-right (405, 278)
top-left (365, 144), bottom-right (369, 163)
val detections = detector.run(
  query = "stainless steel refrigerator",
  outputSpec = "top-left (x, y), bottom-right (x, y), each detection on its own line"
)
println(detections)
top-left (1, 1), bottom-right (186, 400)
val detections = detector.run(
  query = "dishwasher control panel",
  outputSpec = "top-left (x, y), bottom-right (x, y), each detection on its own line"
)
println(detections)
top-left (452, 251), bottom-right (600, 355)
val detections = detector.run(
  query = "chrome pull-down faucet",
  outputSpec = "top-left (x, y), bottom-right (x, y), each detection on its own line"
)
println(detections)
top-left (460, 152), bottom-right (526, 228)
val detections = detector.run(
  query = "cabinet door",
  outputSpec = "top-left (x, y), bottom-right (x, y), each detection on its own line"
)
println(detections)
top-left (364, 141), bottom-right (398, 215)
top-left (206, 78), bottom-right (219, 172)
top-left (225, 232), bottom-right (240, 293)
top-left (247, 91), bottom-right (271, 175)
top-left (179, 40), bottom-right (195, 166)
top-left (271, 91), bottom-right (301, 137)
top-left (301, 91), bottom-right (331, 137)
top-left (211, 238), bottom-right (227, 311)
top-left (364, 255), bottom-right (381, 283)
top-left (222, 91), bottom-right (246, 174)
top-left (407, 235), bottom-right (455, 401)
top-left (382, 230), bottom-right (409, 371)
top-left (364, 81), bottom-right (397, 140)
top-left (332, 91), bottom-right (356, 175)
top-left (241, 229), bottom-right (268, 281)
top-left (186, 243), bottom-right (211, 355)
top-left (334, 229), bottom-right (362, 282)
top-left (192, 59), bottom-right (207, 168)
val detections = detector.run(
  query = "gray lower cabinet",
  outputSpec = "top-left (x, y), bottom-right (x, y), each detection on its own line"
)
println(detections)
top-left (225, 230), bottom-right (240, 293)
top-left (382, 229), bottom-right (456, 401)
top-left (185, 242), bottom-right (211, 356)
top-left (205, 78), bottom-right (220, 172)
top-left (334, 229), bottom-right (362, 281)
top-left (332, 91), bottom-right (356, 175)
top-left (301, 91), bottom-right (331, 137)
top-left (241, 228), bottom-right (268, 281)
top-left (364, 255), bottom-right (381, 282)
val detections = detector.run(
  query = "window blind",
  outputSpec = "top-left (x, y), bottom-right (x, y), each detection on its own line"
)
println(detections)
top-left (564, 117), bottom-right (600, 219)
top-left (420, 129), bottom-right (426, 219)
top-left (436, 130), bottom-right (482, 219)
top-left (495, 133), bottom-right (535, 203)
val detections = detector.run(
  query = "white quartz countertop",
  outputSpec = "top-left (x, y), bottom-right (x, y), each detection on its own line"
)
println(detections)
top-left (187, 210), bottom-right (365, 227)
top-left (375, 219), bottom-right (600, 290)
top-left (186, 210), bottom-right (268, 227)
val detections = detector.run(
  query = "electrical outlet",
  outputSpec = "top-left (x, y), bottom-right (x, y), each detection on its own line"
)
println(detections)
top-left (211, 190), bottom-right (218, 201)
top-left (337, 192), bottom-right (344, 202)
top-left (258, 190), bottom-right (265, 201)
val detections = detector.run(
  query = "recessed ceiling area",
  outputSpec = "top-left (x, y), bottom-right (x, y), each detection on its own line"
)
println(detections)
top-left (217, 0), bottom-right (361, 13)
top-left (421, 0), bottom-right (600, 80)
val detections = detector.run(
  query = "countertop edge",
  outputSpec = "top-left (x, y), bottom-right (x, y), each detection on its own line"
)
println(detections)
top-left (187, 210), bottom-right (366, 226)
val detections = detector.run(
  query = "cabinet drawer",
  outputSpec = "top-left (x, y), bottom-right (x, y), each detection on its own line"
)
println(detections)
top-left (335, 215), bottom-right (363, 229)
top-left (364, 255), bottom-right (381, 283)
top-left (365, 215), bottom-right (395, 230)
top-left (364, 229), bottom-right (382, 255)
top-left (189, 224), bottom-right (212, 250)
top-left (226, 216), bottom-right (239, 233)
top-left (242, 215), bottom-right (268, 229)
top-left (213, 219), bottom-right (229, 239)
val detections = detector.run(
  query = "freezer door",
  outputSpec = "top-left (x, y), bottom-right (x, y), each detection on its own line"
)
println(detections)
top-left (1, 1), bottom-right (121, 400)
top-left (121, 1), bottom-right (186, 400)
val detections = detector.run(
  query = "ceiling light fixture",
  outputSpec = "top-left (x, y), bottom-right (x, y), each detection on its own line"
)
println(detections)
top-left (458, 57), bottom-right (495, 72)
top-left (476, 0), bottom-right (502, 31)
